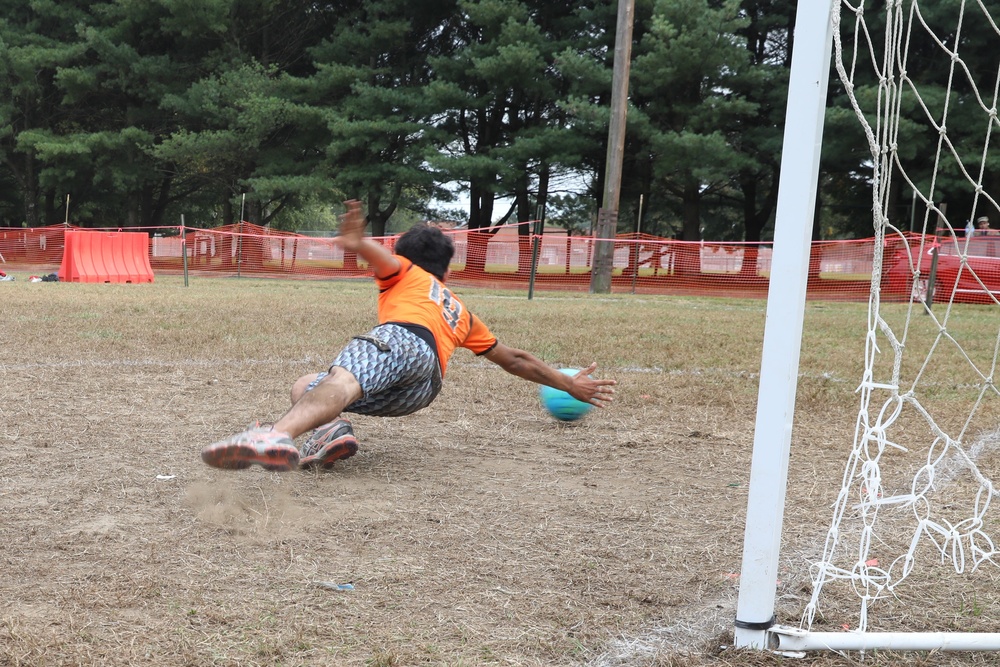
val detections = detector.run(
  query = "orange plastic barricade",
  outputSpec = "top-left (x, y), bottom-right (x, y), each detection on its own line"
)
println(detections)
top-left (58, 230), bottom-right (154, 283)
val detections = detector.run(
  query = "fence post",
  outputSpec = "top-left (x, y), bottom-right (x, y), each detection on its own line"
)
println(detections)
top-left (631, 194), bottom-right (644, 294)
top-left (924, 246), bottom-right (939, 311)
top-left (528, 207), bottom-right (545, 300)
top-left (181, 215), bottom-right (189, 287)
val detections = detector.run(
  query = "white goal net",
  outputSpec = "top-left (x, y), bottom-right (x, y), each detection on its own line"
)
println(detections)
top-left (805, 0), bottom-right (1000, 637)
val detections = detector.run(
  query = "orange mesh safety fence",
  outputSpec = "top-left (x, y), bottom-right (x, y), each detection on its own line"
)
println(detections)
top-left (0, 222), bottom-right (934, 302)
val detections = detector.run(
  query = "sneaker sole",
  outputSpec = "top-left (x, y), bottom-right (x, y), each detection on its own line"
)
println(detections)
top-left (201, 441), bottom-right (300, 472)
top-left (299, 435), bottom-right (359, 470)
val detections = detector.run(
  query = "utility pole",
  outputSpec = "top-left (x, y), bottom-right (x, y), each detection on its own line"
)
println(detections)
top-left (590, 0), bottom-right (635, 294)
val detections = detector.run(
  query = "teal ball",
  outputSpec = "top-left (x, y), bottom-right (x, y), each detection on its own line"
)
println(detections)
top-left (540, 368), bottom-right (593, 421)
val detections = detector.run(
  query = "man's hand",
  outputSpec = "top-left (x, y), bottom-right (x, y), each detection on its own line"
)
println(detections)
top-left (483, 345), bottom-right (617, 408)
top-left (565, 362), bottom-right (617, 408)
top-left (336, 199), bottom-right (401, 279)
top-left (338, 199), bottom-right (366, 252)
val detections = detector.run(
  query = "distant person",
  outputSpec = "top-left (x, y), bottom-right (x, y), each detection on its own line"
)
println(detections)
top-left (974, 215), bottom-right (999, 257)
top-left (201, 200), bottom-right (617, 472)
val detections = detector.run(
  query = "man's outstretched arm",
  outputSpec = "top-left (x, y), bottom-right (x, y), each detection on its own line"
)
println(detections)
top-left (483, 343), bottom-right (616, 408)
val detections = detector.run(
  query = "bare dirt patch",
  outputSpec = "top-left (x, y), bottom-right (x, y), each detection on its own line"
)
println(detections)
top-left (1, 278), bottom-right (995, 666)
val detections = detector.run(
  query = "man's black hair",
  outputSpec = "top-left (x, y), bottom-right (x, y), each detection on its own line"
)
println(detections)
top-left (394, 224), bottom-right (454, 280)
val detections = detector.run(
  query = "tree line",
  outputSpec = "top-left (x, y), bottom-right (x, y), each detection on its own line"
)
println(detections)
top-left (0, 0), bottom-right (989, 241)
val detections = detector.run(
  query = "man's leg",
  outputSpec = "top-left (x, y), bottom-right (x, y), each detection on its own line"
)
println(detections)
top-left (202, 325), bottom-right (433, 472)
top-left (201, 368), bottom-right (362, 472)
top-left (290, 373), bottom-right (321, 404)
top-left (282, 368), bottom-right (363, 469)
top-left (273, 367), bottom-right (363, 439)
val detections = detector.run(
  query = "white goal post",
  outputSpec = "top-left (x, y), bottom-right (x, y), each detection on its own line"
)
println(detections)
top-left (736, 0), bottom-right (1000, 655)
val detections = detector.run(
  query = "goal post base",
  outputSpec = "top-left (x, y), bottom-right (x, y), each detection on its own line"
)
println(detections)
top-left (768, 625), bottom-right (1000, 653)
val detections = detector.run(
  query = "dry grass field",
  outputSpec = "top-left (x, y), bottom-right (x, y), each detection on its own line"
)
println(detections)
top-left (3, 275), bottom-right (1000, 666)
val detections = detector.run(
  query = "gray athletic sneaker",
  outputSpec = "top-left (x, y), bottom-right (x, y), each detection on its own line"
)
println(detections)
top-left (299, 418), bottom-right (358, 470)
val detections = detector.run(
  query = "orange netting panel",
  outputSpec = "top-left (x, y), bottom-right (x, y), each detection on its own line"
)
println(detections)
top-left (0, 222), bottom-right (934, 302)
top-left (0, 225), bottom-right (68, 265)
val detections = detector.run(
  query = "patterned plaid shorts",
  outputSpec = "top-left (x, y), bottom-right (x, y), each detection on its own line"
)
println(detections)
top-left (307, 324), bottom-right (442, 417)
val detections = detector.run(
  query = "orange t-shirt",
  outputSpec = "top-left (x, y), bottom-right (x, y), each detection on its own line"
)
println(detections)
top-left (376, 256), bottom-right (497, 375)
